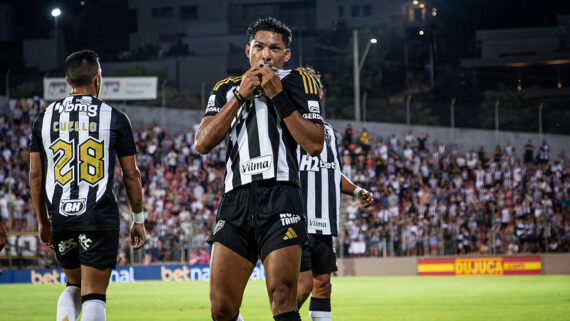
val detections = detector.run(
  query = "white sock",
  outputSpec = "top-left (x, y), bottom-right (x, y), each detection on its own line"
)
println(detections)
top-left (56, 285), bottom-right (82, 321)
top-left (236, 313), bottom-right (244, 321)
top-left (81, 299), bottom-right (106, 321)
top-left (309, 310), bottom-right (331, 321)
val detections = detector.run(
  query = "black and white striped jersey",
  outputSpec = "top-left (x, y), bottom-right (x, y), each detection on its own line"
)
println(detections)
top-left (204, 69), bottom-right (323, 193)
top-left (298, 123), bottom-right (342, 236)
top-left (29, 94), bottom-right (136, 232)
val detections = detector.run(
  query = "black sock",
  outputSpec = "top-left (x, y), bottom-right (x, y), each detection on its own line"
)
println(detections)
top-left (81, 293), bottom-right (106, 303)
top-left (212, 311), bottom-right (240, 321)
top-left (309, 297), bottom-right (331, 312)
top-left (273, 310), bottom-right (300, 321)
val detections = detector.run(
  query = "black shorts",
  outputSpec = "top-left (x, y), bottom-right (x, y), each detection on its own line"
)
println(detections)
top-left (300, 234), bottom-right (338, 274)
top-left (52, 230), bottom-right (119, 270)
top-left (208, 180), bottom-right (308, 264)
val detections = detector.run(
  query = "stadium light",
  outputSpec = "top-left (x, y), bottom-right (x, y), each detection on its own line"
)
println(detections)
top-left (51, 8), bottom-right (61, 17)
top-left (353, 29), bottom-right (378, 122)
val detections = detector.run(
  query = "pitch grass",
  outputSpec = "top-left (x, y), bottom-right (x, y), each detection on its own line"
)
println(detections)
top-left (1, 275), bottom-right (569, 321)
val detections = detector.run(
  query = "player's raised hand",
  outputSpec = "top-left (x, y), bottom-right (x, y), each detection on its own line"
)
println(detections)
top-left (259, 65), bottom-right (283, 99)
top-left (357, 189), bottom-right (374, 208)
top-left (38, 222), bottom-right (53, 249)
top-left (130, 223), bottom-right (146, 250)
top-left (239, 66), bottom-right (263, 99)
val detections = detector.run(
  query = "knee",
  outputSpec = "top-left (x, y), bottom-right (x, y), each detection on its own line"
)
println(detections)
top-left (210, 294), bottom-right (239, 321)
top-left (297, 282), bottom-right (313, 306)
top-left (313, 279), bottom-right (332, 297)
top-left (270, 282), bottom-right (295, 308)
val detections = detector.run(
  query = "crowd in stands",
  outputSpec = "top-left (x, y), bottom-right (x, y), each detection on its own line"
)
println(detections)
top-left (339, 124), bottom-right (570, 257)
top-left (0, 99), bottom-right (569, 269)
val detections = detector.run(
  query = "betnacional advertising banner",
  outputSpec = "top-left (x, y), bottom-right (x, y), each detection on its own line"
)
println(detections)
top-left (417, 257), bottom-right (542, 276)
top-left (44, 77), bottom-right (158, 101)
top-left (0, 263), bottom-right (266, 284)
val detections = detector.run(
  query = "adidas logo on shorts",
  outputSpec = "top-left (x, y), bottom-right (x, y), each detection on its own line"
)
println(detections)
top-left (282, 227), bottom-right (298, 240)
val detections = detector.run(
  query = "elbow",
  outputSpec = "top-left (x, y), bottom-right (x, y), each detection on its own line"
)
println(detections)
top-left (194, 141), bottom-right (209, 155)
top-left (29, 169), bottom-right (42, 184)
top-left (124, 168), bottom-right (141, 181)
top-left (194, 137), bottom-right (211, 155)
top-left (307, 141), bottom-right (324, 157)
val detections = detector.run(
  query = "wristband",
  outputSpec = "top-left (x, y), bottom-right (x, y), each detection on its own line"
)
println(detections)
top-left (233, 88), bottom-right (245, 105)
top-left (270, 91), bottom-right (296, 118)
top-left (354, 187), bottom-right (363, 199)
top-left (132, 211), bottom-right (144, 224)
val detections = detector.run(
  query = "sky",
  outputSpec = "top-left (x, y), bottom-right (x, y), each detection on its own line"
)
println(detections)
top-left (4, 0), bottom-right (570, 59)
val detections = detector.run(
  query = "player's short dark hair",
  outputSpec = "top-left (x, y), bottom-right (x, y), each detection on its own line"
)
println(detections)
top-left (64, 50), bottom-right (100, 87)
top-left (247, 17), bottom-right (292, 48)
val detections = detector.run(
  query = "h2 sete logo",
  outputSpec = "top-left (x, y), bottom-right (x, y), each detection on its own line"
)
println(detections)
top-left (299, 154), bottom-right (336, 172)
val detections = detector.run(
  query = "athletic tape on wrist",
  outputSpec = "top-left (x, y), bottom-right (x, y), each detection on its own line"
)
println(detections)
top-left (132, 211), bottom-right (144, 224)
top-left (271, 91), bottom-right (296, 118)
top-left (354, 187), bottom-right (363, 199)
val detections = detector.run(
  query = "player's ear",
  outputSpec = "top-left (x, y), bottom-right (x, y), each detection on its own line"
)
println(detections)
top-left (245, 44), bottom-right (251, 60)
top-left (284, 48), bottom-right (291, 62)
top-left (65, 76), bottom-right (71, 87)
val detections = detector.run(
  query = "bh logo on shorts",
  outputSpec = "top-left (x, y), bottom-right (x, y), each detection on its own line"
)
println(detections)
top-left (78, 234), bottom-right (93, 251)
top-left (58, 238), bottom-right (78, 255)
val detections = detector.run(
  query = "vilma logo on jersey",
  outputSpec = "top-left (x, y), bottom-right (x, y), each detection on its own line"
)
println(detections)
top-left (59, 199), bottom-right (87, 216)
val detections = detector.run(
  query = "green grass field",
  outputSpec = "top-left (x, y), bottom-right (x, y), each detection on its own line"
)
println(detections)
top-left (1, 275), bottom-right (569, 321)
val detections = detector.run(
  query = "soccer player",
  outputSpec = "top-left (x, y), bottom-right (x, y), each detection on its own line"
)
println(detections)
top-left (194, 17), bottom-right (325, 321)
top-left (29, 50), bottom-right (146, 321)
top-left (295, 68), bottom-right (373, 321)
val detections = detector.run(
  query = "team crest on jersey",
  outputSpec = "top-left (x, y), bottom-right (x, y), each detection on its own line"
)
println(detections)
top-left (59, 199), bottom-right (87, 216)
top-left (213, 220), bottom-right (225, 235)
top-left (308, 100), bottom-right (320, 113)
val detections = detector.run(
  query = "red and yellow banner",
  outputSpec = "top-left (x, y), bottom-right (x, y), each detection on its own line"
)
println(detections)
top-left (418, 256), bottom-right (541, 276)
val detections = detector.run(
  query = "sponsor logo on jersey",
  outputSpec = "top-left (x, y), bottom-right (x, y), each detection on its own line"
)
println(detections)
top-left (55, 100), bottom-right (98, 117)
top-left (207, 95), bottom-right (216, 108)
top-left (309, 218), bottom-right (329, 231)
top-left (240, 155), bottom-right (272, 176)
top-left (78, 234), bottom-right (93, 250)
top-left (282, 227), bottom-right (298, 240)
top-left (308, 100), bottom-right (320, 113)
top-left (213, 220), bottom-right (225, 235)
top-left (205, 106), bottom-right (221, 113)
top-left (58, 238), bottom-right (78, 255)
top-left (280, 213), bottom-right (302, 226)
top-left (299, 154), bottom-right (336, 172)
top-left (59, 199), bottom-right (87, 216)
top-left (302, 113), bottom-right (323, 121)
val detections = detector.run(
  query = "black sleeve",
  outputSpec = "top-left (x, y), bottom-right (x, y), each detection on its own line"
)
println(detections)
top-left (116, 111), bottom-right (137, 157)
top-left (29, 110), bottom-right (46, 153)
top-left (282, 70), bottom-right (324, 125)
top-left (204, 77), bottom-right (240, 117)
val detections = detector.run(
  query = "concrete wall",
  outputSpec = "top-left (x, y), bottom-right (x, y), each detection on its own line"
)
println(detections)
top-left (542, 254), bottom-right (570, 275)
top-left (338, 257), bottom-right (417, 276)
top-left (118, 105), bottom-right (569, 157)
top-left (328, 119), bottom-right (569, 160)
top-left (336, 254), bottom-right (570, 276)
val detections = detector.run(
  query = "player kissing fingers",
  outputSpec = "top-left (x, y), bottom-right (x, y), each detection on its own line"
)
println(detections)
top-left (259, 65), bottom-right (283, 99)
top-left (240, 66), bottom-right (263, 98)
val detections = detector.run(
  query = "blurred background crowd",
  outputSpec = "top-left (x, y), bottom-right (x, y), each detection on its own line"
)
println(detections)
top-left (1, 98), bottom-right (569, 268)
